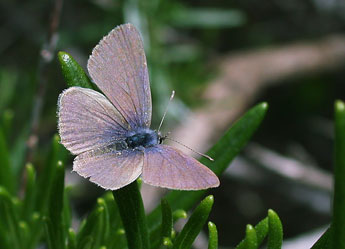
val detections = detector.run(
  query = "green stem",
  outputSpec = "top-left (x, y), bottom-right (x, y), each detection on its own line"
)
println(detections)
top-left (112, 181), bottom-right (150, 249)
top-left (332, 100), bottom-right (345, 249)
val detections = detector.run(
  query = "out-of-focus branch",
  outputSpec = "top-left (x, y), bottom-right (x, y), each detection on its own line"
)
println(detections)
top-left (27, 0), bottom-right (64, 162)
top-left (245, 143), bottom-right (332, 192)
top-left (172, 35), bottom-right (345, 154)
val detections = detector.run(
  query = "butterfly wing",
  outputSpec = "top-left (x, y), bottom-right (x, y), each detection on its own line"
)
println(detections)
top-left (87, 23), bottom-right (151, 130)
top-left (74, 147), bottom-right (143, 190)
top-left (58, 87), bottom-right (129, 155)
top-left (142, 145), bottom-right (219, 190)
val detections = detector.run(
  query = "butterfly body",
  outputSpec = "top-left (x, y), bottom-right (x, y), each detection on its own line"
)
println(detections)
top-left (58, 23), bottom-right (219, 190)
top-left (125, 128), bottom-right (160, 149)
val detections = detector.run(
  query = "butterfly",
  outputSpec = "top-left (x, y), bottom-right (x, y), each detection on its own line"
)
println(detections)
top-left (57, 23), bottom-right (220, 190)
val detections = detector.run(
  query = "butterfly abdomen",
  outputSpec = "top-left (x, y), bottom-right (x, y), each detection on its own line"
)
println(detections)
top-left (125, 129), bottom-right (159, 149)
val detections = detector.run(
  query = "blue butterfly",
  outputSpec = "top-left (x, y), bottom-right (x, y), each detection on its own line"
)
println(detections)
top-left (58, 24), bottom-right (219, 190)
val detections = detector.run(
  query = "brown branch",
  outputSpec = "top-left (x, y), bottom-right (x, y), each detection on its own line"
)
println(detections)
top-left (26, 0), bottom-right (64, 162)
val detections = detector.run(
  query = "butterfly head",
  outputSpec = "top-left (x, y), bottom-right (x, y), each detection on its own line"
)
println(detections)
top-left (157, 131), bottom-right (169, 145)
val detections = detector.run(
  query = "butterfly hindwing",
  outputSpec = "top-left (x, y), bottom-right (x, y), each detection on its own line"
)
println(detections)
top-left (142, 145), bottom-right (219, 190)
top-left (74, 147), bottom-right (143, 190)
top-left (87, 23), bottom-right (152, 130)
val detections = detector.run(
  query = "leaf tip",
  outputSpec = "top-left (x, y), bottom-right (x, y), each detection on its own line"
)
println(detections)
top-left (163, 237), bottom-right (173, 246)
top-left (268, 209), bottom-right (277, 217)
top-left (246, 224), bottom-right (255, 232)
top-left (25, 162), bottom-right (34, 170)
top-left (116, 228), bottom-right (125, 235)
top-left (335, 100), bottom-right (345, 112)
top-left (260, 102), bottom-right (269, 110)
top-left (57, 51), bottom-right (70, 62)
top-left (208, 221), bottom-right (215, 229)
top-left (57, 160), bottom-right (63, 167)
top-left (53, 133), bottom-right (60, 143)
top-left (97, 197), bottom-right (106, 205)
top-left (206, 195), bottom-right (214, 203)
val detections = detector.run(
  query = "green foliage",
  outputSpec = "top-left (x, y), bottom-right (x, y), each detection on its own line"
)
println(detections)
top-left (0, 126), bottom-right (14, 193)
top-left (160, 198), bottom-right (173, 245)
top-left (57, 52), bottom-right (94, 89)
top-left (235, 209), bottom-right (283, 249)
top-left (113, 181), bottom-right (150, 249)
top-left (207, 222), bottom-right (218, 249)
top-left (332, 101), bottom-right (345, 249)
top-left (0, 50), bottom-right (344, 249)
top-left (172, 195), bottom-right (214, 249)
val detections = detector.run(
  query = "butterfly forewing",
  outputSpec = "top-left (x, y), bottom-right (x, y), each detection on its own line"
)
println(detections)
top-left (87, 23), bottom-right (152, 130)
top-left (58, 87), bottom-right (129, 155)
top-left (74, 147), bottom-right (143, 190)
top-left (142, 145), bottom-right (220, 190)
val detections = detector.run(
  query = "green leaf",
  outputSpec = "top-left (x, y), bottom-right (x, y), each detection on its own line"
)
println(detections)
top-left (18, 221), bottom-right (30, 247)
top-left (67, 228), bottom-right (77, 249)
top-left (172, 195), bottom-right (214, 249)
top-left (76, 199), bottom-right (108, 249)
top-left (26, 212), bottom-right (43, 249)
top-left (171, 7), bottom-right (246, 28)
top-left (236, 225), bottom-right (258, 249)
top-left (236, 217), bottom-right (269, 248)
top-left (43, 217), bottom-right (55, 249)
top-left (0, 70), bottom-right (17, 112)
top-left (161, 199), bottom-right (173, 242)
top-left (29, 138), bottom-right (65, 248)
top-left (0, 126), bottom-right (15, 194)
top-left (43, 160), bottom-right (66, 249)
top-left (253, 217), bottom-right (268, 245)
top-left (172, 209), bottom-right (187, 222)
top-left (331, 100), bottom-right (345, 249)
top-left (58, 51), bottom-right (94, 89)
top-left (103, 192), bottom-right (122, 229)
top-left (207, 222), bottom-right (218, 249)
top-left (63, 186), bottom-right (72, 235)
top-left (151, 208), bottom-right (187, 249)
top-left (36, 134), bottom-right (66, 213)
top-left (163, 237), bottom-right (173, 248)
top-left (94, 198), bottom-right (110, 248)
top-left (102, 192), bottom-right (127, 249)
top-left (267, 209), bottom-right (283, 249)
top-left (112, 181), bottom-right (150, 249)
top-left (0, 186), bottom-right (21, 249)
top-left (78, 236), bottom-right (93, 249)
top-left (1, 109), bottom-right (14, 143)
top-left (11, 125), bottom-right (29, 177)
top-left (148, 102), bottom-right (268, 235)
top-left (246, 225), bottom-right (258, 249)
top-left (311, 227), bottom-right (331, 249)
top-left (22, 163), bottom-right (36, 221)
top-left (109, 228), bottom-right (127, 249)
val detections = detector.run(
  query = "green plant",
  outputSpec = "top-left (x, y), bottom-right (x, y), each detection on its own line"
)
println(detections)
top-left (0, 52), bottom-right (344, 249)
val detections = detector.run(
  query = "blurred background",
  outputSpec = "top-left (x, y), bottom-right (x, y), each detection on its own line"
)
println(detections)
top-left (1, 0), bottom-right (345, 248)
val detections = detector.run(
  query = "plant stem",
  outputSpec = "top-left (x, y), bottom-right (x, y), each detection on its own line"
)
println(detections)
top-left (332, 100), bottom-right (345, 249)
top-left (113, 181), bottom-right (150, 249)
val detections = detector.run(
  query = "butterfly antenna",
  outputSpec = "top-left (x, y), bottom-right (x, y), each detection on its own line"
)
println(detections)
top-left (165, 137), bottom-right (214, 161)
top-left (158, 90), bottom-right (175, 132)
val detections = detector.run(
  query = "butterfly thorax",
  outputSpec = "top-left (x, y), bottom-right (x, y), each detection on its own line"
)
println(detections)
top-left (125, 128), bottom-right (159, 149)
